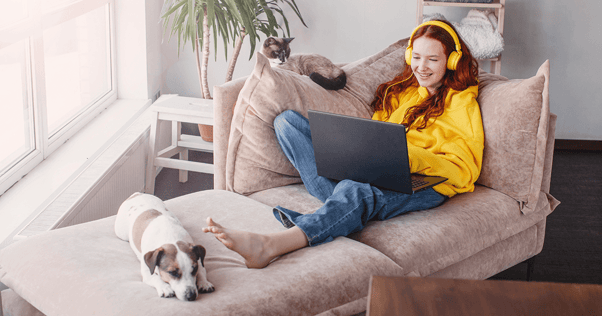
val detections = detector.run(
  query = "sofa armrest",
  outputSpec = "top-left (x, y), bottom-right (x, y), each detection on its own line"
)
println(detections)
top-left (213, 76), bottom-right (248, 190)
top-left (541, 113), bottom-right (557, 194)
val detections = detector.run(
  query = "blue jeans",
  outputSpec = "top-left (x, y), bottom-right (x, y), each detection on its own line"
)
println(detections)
top-left (273, 110), bottom-right (446, 246)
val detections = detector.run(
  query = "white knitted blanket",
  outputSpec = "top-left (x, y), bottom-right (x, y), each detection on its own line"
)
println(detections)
top-left (423, 10), bottom-right (504, 60)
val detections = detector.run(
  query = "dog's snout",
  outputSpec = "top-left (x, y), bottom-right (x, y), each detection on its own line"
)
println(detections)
top-left (185, 287), bottom-right (197, 301)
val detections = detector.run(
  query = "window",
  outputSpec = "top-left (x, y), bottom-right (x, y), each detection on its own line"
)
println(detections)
top-left (0, 0), bottom-right (116, 195)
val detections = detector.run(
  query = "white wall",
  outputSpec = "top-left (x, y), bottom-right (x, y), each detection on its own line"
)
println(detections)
top-left (115, 0), bottom-right (149, 99)
top-left (115, 0), bottom-right (163, 101)
top-left (159, 0), bottom-right (602, 141)
top-left (146, 0), bottom-right (164, 101)
top-left (500, 0), bottom-right (602, 140)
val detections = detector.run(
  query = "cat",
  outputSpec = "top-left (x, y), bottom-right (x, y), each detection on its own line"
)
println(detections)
top-left (261, 37), bottom-right (347, 91)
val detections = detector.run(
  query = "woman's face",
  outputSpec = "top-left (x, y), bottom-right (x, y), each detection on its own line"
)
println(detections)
top-left (411, 36), bottom-right (447, 95)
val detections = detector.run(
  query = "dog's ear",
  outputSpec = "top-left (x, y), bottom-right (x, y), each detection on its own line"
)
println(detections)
top-left (144, 248), bottom-right (165, 275)
top-left (192, 245), bottom-right (206, 266)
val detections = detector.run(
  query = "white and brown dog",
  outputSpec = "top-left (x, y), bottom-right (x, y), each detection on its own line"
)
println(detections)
top-left (115, 192), bottom-right (214, 301)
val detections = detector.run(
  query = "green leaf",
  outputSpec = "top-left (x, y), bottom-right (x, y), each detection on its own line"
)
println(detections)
top-left (207, 0), bottom-right (215, 32)
top-left (187, 0), bottom-right (196, 41)
top-left (161, 0), bottom-right (186, 19)
top-left (194, 2), bottom-right (205, 51)
top-left (258, 0), bottom-right (279, 37)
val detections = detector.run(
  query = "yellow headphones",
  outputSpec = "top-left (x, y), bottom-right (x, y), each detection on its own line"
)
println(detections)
top-left (405, 20), bottom-right (463, 71)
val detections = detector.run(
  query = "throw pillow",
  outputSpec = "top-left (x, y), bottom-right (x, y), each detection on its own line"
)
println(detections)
top-left (476, 60), bottom-right (551, 214)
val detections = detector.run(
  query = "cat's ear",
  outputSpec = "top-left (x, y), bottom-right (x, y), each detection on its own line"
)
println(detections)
top-left (265, 37), bottom-right (276, 47)
top-left (284, 37), bottom-right (295, 44)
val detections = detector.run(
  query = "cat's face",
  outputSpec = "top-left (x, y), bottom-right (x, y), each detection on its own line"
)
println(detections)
top-left (261, 37), bottom-right (294, 65)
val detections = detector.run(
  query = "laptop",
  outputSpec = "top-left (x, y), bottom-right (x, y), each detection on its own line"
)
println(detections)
top-left (307, 109), bottom-right (447, 194)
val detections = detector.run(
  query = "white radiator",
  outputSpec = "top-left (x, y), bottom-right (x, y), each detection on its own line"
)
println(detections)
top-left (59, 134), bottom-right (149, 228)
top-left (15, 124), bottom-right (160, 239)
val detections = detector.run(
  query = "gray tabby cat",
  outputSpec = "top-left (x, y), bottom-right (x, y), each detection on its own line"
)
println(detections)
top-left (261, 37), bottom-right (347, 90)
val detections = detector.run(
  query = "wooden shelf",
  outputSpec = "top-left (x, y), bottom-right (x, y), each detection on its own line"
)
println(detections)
top-left (422, 1), bottom-right (503, 9)
top-left (144, 95), bottom-right (215, 194)
top-left (416, 0), bottom-right (505, 74)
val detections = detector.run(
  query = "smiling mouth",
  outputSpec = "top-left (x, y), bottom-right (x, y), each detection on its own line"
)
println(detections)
top-left (417, 72), bottom-right (433, 79)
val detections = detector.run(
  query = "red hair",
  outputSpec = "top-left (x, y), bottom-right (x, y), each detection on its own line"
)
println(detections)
top-left (371, 20), bottom-right (479, 130)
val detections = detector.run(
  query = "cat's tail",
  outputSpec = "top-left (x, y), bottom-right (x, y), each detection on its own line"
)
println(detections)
top-left (309, 72), bottom-right (347, 90)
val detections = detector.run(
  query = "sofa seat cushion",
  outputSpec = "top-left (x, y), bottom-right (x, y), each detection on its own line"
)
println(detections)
top-left (0, 190), bottom-right (403, 316)
top-left (351, 186), bottom-right (555, 276)
top-left (248, 184), bottom-right (556, 278)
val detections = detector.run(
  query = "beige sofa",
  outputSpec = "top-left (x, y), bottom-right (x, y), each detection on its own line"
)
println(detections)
top-left (213, 38), bottom-right (559, 279)
top-left (0, 39), bottom-right (558, 316)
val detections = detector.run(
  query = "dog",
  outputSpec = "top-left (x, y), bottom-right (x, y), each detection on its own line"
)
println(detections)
top-left (115, 192), bottom-right (214, 301)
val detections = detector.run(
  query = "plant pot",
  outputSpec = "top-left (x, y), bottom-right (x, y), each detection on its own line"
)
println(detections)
top-left (198, 124), bottom-right (213, 142)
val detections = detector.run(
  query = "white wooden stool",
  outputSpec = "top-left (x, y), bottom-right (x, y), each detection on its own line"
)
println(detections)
top-left (145, 95), bottom-right (214, 194)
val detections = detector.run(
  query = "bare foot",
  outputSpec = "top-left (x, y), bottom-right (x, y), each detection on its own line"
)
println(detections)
top-left (202, 217), bottom-right (277, 269)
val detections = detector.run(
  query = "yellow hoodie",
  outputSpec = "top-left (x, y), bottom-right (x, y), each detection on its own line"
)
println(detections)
top-left (372, 85), bottom-right (484, 197)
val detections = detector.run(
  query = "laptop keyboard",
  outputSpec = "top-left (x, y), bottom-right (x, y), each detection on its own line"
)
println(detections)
top-left (411, 177), bottom-right (429, 188)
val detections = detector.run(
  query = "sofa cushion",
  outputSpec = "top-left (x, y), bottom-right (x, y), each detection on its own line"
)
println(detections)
top-left (476, 60), bottom-right (551, 214)
top-left (349, 185), bottom-right (553, 277)
top-left (0, 190), bottom-right (403, 316)
top-left (226, 39), bottom-right (408, 195)
top-left (429, 223), bottom-right (543, 280)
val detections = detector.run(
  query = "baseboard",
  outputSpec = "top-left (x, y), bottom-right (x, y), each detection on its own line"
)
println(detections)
top-left (555, 139), bottom-right (602, 152)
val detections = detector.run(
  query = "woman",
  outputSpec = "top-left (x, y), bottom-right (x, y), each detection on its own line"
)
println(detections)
top-left (203, 20), bottom-right (484, 269)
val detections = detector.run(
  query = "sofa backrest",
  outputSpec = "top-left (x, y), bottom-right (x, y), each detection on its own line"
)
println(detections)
top-left (214, 77), bottom-right (247, 191)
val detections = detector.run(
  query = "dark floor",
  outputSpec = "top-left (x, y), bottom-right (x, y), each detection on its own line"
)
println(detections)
top-left (154, 129), bottom-right (602, 285)
top-left (489, 150), bottom-right (602, 285)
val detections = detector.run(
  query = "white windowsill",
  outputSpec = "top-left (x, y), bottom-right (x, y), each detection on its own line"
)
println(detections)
top-left (0, 98), bottom-right (151, 248)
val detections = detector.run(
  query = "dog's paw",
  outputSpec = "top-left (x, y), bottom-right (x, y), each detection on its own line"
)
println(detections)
top-left (198, 281), bottom-right (215, 293)
top-left (157, 283), bottom-right (175, 298)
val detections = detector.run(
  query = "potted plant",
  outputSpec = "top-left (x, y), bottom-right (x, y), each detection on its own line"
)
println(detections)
top-left (161, 0), bottom-right (306, 142)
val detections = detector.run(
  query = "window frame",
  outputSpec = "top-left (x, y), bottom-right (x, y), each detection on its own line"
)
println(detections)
top-left (0, 0), bottom-right (117, 195)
